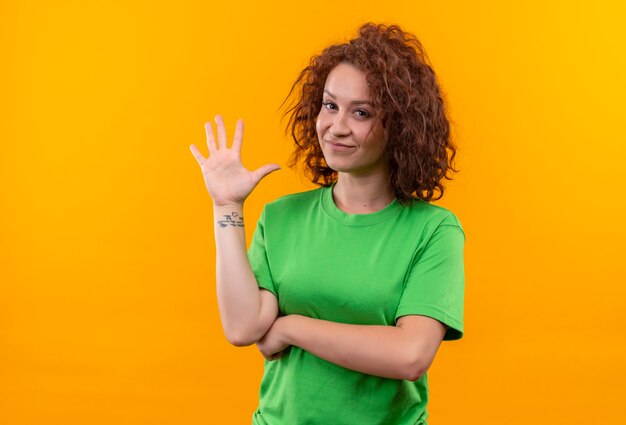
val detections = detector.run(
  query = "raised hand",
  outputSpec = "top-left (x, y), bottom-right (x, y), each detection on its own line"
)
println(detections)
top-left (190, 115), bottom-right (281, 207)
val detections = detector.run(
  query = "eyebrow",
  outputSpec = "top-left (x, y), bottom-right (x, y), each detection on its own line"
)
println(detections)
top-left (323, 90), bottom-right (372, 106)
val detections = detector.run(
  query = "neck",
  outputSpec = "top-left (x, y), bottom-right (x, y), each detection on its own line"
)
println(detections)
top-left (333, 171), bottom-right (394, 214)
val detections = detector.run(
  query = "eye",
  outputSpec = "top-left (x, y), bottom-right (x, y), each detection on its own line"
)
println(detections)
top-left (322, 101), bottom-right (337, 110)
top-left (355, 109), bottom-right (370, 118)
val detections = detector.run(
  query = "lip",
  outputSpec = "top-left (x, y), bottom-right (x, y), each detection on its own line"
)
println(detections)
top-left (325, 139), bottom-right (356, 152)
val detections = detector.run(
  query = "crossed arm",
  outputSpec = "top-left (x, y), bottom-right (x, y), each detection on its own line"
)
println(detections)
top-left (253, 290), bottom-right (448, 382)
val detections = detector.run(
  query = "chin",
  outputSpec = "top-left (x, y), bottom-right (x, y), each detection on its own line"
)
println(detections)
top-left (323, 158), bottom-right (351, 173)
top-left (326, 159), bottom-right (386, 177)
top-left (327, 164), bottom-right (367, 175)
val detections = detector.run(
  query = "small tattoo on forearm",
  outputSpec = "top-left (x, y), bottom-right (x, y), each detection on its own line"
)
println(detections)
top-left (218, 212), bottom-right (244, 228)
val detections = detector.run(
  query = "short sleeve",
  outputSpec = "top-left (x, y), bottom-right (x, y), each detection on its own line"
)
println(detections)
top-left (247, 208), bottom-right (278, 297)
top-left (394, 223), bottom-right (466, 341)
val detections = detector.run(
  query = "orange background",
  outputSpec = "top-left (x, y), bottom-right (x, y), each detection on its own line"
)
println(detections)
top-left (2, 1), bottom-right (625, 424)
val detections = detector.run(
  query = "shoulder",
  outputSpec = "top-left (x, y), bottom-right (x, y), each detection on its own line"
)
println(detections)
top-left (402, 200), bottom-right (465, 240)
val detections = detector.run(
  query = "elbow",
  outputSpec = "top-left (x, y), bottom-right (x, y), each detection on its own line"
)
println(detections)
top-left (403, 357), bottom-right (428, 382)
top-left (226, 337), bottom-right (252, 347)
top-left (227, 335), bottom-right (254, 347)
top-left (224, 329), bottom-right (258, 347)
top-left (404, 366), bottom-right (426, 382)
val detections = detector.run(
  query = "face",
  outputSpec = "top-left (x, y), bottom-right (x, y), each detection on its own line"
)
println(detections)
top-left (316, 63), bottom-right (388, 177)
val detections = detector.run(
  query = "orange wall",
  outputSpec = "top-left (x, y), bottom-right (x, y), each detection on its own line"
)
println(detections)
top-left (1, 1), bottom-right (625, 424)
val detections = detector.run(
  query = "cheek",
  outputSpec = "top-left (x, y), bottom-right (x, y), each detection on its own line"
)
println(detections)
top-left (360, 124), bottom-right (382, 145)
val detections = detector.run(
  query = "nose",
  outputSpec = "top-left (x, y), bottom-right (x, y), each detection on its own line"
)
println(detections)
top-left (329, 110), bottom-right (350, 137)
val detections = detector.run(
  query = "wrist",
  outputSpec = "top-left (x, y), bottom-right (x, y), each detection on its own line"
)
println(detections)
top-left (280, 314), bottom-right (302, 346)
top-left (213, 203), bottom-right (243, 211)
top-left (213, 205), bottom-right (245, 229)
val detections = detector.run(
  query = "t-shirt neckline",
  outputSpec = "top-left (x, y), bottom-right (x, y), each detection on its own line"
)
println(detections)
top-left (320, 182), bottom-right (404, 226)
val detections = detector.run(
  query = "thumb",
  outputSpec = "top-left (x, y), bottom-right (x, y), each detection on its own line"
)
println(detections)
top-left (252, 163), bottom-right (281, 182)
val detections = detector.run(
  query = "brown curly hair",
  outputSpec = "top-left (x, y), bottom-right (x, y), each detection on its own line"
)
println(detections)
top-left (281, 22), bottom-right (459, 204)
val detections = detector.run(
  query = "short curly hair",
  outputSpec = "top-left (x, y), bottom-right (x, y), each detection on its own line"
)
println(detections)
top-left (281, 22), bottom-right (459, 204)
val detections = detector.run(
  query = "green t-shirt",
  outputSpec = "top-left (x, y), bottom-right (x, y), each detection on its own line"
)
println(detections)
top-left (248, 184), bottom-right (465, 425)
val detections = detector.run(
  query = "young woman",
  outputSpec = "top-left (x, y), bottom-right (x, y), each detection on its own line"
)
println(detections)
top-left (190, 22), bottom-right (465, 425)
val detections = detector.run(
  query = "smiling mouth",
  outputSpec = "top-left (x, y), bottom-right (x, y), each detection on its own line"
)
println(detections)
top-left (325, 139), bottom-right (355, 148)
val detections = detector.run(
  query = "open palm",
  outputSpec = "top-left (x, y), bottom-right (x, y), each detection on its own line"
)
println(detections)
top-left (190, 115), bottom-right (280, 206)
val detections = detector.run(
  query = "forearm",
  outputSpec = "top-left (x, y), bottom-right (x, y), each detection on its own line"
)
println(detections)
top-left (213, 204), bottom-right (263, 346)
top-left (284, 315), bottom-right (421, 381)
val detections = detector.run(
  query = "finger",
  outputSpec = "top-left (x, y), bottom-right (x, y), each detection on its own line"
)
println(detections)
top-left (214, 114), bottom-right (227, 149)
top-left (252, 164), bottom-right (281, 182)
top-left (204, 122), bottom-right (217, 154)
top-left (189, 144), bottom-right (206, 165)
top-left (231, 118), bottom-right (244, 153)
